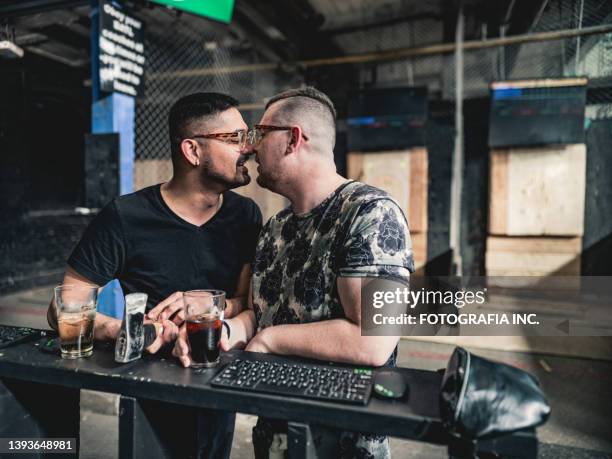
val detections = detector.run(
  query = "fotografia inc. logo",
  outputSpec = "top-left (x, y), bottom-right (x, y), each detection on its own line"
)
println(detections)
top-left (371, 287), bottom-right (488, 309)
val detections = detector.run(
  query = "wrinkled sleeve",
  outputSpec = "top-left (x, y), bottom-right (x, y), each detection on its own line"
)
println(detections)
top-left (337, 198), bottom-right (414, 283)
top-left (67, 201), bottom-right (126, 286)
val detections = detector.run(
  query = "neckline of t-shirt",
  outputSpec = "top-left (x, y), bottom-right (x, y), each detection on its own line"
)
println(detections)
top-left (291, 180), bottom-right (354, 220)
top-left (154, 184), bottom-right (226, 230)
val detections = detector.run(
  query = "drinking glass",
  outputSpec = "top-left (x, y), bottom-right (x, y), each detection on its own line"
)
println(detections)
top-left (54, 284), bottom-right (98, 359)
top-left (184, 290), bottom-right (226, 368)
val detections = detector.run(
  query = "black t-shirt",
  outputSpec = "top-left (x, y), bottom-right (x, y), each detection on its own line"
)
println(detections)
top-left (68, 185), bottom-right (262, 311)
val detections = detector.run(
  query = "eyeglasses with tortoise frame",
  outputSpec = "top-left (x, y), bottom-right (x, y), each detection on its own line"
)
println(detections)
top-left (249, 125), bottom-right (309, 145)
top-left (189, 130), bottom-right (251, 149)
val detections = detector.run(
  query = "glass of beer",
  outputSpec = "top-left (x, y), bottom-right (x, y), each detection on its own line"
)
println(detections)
top-left (54, 285), bottom-right (98, 359)
top-left (184, 290), bottom-right (225, 368)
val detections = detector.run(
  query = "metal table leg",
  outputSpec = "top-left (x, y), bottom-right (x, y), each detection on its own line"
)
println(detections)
top-left (288, 422), bottom-right (318, 459)
top-left (119, 396), bottom-right (235, 459)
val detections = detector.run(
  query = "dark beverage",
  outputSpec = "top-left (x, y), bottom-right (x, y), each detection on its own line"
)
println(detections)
top-left (187, 314), bottom-right (222, 367)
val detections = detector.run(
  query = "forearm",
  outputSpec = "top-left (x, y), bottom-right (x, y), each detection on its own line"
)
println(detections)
top-left (262, 319), bottom-right (399, 367)
top-left (225, 310), bottom-right (256, 350)
top-left (48, 299), bottom-right (119, 341)
top-left (47, 300), bottom-right (59, 331)
top-left (93, 313), bottom-right (122, 341)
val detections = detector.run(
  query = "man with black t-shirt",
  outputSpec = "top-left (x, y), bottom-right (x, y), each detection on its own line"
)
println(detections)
top-left (47, 92), bottom-right (262, 458)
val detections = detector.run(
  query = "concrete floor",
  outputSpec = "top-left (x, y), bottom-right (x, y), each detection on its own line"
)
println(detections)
top-left (2, 285), bottom-right (611, 458)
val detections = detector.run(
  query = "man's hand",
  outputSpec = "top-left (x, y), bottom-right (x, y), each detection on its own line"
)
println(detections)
top-left (173, 321), bottom-right (231, 367)
top-left (224, 297), bottom-right (246, 319)
top-left (145, 319), bottom-right (179, 354)
top-left (172, 324), bottom-right (192, 367)
top-left (97, 317), bottom-right (122, 341)
top-left (244, 329), bottom-right (271, 354)
top-left (219, 322), bottom-right (231, 352)
top-left (147, 292), bottom-right (184, 325)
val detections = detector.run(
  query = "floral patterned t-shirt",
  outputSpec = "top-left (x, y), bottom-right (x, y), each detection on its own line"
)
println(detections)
top-left (250, 180), bottom-right (414, 458)
top-left (252, 180), bottom-right (414, 330)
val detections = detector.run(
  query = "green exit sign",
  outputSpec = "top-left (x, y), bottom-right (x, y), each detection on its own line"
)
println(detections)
top-left (150, 0), bottom-right (235, 23)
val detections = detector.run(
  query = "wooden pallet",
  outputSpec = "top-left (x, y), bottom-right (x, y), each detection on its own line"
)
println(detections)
top-left (486, 235), bottom-right (581, 288)
top-left (489, 144), bottom-right (586, 236)
top-left (134, 159), bottom-right (172, 191)
top-left (347, 148), bottom-right (428, 233)
top-left (411, 231), bottom-right (427, 273)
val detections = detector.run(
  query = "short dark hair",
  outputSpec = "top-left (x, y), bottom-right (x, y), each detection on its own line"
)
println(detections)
top-left (265, 87), bottom-right (337, 152)
top-left (265, 86), bottom-right (337, 120)
top-left (168, 92), bottom-right (239, 160)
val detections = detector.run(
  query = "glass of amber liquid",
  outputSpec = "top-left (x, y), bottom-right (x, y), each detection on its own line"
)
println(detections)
top-left (54, 285), bottom-right (98, 359)
top-left (184, 290), bottom-right (226, 368)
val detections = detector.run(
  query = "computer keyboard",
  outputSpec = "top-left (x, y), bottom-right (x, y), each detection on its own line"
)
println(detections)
top-left (0, 325), bottom-right (46, 350)
top-left (211, 358), bottom-right (374, 405)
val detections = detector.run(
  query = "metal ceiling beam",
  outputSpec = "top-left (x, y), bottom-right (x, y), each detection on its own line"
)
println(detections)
top-left (0, 0), bottom-right (88, 18)
top-left (501, 0), bottom-right (549, 79)
top-left (232, 2), bottom-right (296, 61)
top-left (324, 11), bottom-right (442, 36)
top-left (14, 32), bottom-right (48, 46)
top-left (26, 45), bottom-right (88, 66)
top-left (238, 0), bottom-right (341, 60)
top-left (32, 24), bottom-right (90, 50)
top-left (506, 0), bottom-right (549, 36)
top-left (149, 22), bottom-right (612, 79)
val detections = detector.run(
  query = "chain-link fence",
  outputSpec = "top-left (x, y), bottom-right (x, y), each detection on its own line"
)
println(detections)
top-left (133, 0), bottom-right (612, 197)
top-left (133, 9), bottom-right (301, 194)
top-left (320, 0), bottom-right (612, 101)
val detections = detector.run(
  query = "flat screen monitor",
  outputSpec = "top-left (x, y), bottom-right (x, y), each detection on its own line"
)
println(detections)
top-left (347, 87), bottom-right (428, 152)
top-left (488, 78), bottom-right (587, 148)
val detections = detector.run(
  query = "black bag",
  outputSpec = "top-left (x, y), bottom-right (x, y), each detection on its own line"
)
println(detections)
top-left (440, 347), bottom-right (551, 440)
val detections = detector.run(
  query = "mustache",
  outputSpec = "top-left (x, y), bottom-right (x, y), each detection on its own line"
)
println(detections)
top-left (236, 154), bottom-right (252, 166)
top-left (236, 153), bottom-right (254, 166)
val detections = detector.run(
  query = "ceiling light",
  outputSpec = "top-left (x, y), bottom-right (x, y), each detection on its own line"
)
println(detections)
top-left (0, 40), bottom-right (24, 58)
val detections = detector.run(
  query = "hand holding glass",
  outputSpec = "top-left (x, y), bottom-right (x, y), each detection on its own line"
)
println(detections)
top-left (184, 290), bottom-right (225, 368)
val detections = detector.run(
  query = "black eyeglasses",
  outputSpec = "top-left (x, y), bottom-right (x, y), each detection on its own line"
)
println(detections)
top-left (189, 130), bottom-right (250, 149)
top-left (249, 125), bottom-right (309, 145)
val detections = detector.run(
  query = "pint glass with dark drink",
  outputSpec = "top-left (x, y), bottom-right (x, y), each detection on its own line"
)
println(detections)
top-left (184, 290), bottom-right (226, 368)
top-left (54, 285), bottom-right (98, 359)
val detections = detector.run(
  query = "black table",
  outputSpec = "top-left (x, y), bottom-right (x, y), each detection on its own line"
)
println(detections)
top-left (0, 337), bottom-right (537, 458)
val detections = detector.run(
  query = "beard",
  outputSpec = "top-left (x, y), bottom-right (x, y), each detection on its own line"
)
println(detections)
top-left (255, 165), bottom-right (283, 193)
top-left (202, 155), bottom-right (251, 189)
top-left (255, 172), bottom-right (268, 189)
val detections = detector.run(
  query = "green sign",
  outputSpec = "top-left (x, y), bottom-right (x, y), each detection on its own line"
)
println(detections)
top-left (150, 0), bottom-right (235, 23)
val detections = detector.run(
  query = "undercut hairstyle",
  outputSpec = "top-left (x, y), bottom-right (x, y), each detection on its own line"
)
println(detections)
top-left (265, 87), bottom-right (336, 119)
top-left (265, 87), bottom-right (337, 153)
top-left (168, 92), bottom-right (239, 163)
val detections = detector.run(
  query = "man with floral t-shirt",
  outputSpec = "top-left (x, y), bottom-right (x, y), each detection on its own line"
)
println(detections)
top-left (173, 87), bottom-right (414, 458)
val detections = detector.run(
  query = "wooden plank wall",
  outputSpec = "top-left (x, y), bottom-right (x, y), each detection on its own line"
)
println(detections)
top-left (487, 144), bottom-right (586, 279)
top-left (134, 159), bottom-right (172, 191)
top-left (486, 236), bottom-right (582, 276)
top-left (347, 149), bottom-right (428, 271)
top-left (489, 144), bottom-right (586, 236)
